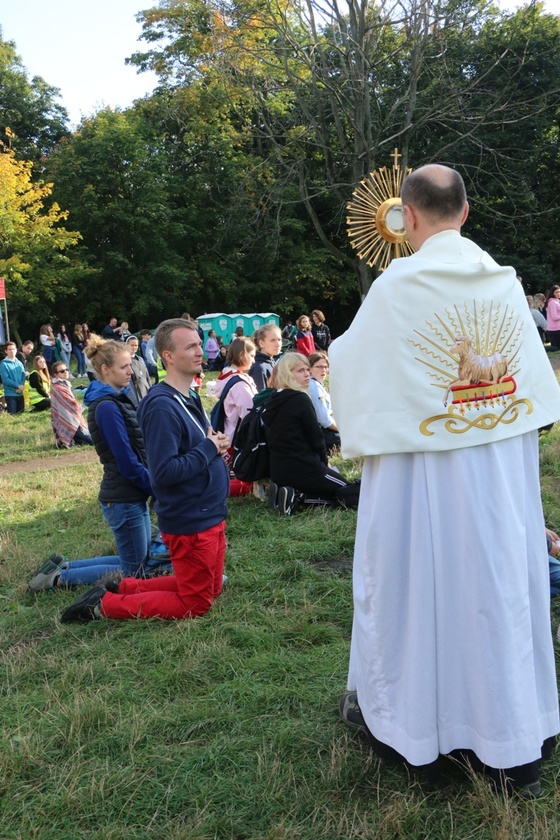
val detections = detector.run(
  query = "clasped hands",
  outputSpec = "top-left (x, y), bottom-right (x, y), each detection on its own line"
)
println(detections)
top-left (207, 428), bottom-right (230, 456)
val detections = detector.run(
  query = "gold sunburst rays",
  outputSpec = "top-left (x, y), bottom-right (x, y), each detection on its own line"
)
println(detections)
top-left (346, 148), bottom-right (415, 271)
top-left (410, 301), bottom-right (523, 391)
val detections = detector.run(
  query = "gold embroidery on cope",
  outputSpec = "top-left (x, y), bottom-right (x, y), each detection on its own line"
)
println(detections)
top-left (409, 300), bottom-right (533, 437)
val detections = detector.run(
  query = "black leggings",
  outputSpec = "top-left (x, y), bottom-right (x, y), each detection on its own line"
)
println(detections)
top-left (296, 467), bottom-right (360, 509)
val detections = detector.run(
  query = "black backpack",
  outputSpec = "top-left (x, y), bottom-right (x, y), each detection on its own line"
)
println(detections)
top-left (231, 402), bottom-right (270, 481)
top-left (210, 375), bottom-right (242, 432)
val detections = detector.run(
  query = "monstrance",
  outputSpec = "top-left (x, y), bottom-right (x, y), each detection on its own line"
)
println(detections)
top-left (346, 148), bottom-right (414, 271)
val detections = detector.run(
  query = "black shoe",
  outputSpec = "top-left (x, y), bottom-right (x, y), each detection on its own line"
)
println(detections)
top-left (338, 691), bottom-right (408, 764)
top-left (60, 585), bottom-right (106, 623)
top-left (97, 571), bottom-right (122, 593)
top-left (278, 486), bottom-right (296, 515)
top-left (338, 691), bottom-right (368, 735)
top-left (488, 763), bottom-right (541, 798)
top-left (268, 481), bottom-right (279, 510)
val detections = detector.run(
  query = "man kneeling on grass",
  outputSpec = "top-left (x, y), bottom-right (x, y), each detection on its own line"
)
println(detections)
top-left (61, 318), bottom-right (230, 623)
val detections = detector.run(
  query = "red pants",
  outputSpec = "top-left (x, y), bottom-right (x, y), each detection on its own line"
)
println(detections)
top-left (101, 521), bottom-right (226, 620)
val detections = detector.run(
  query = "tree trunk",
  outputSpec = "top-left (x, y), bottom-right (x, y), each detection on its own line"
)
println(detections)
top-left (355, 259), bottom-right (375, 300)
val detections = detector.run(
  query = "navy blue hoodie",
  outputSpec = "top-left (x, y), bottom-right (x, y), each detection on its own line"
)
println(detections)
top-left (137, 382), bottom-right (229, 535)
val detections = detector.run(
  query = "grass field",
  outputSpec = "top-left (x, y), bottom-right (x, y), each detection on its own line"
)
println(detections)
top-left (1, 385), bottom-right (560, 838)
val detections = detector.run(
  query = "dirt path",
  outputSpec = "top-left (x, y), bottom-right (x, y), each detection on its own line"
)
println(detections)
top-left (1, 447), bottom-right (99, 475)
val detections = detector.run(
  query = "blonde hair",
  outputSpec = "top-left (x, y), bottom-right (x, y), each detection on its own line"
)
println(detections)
top-left (253, 323), bottom-right (281, 350)
top-left (85, 334), bottom-right (130, 376)
top-left (296, 315), bottom-right (311, 331)
top-left (273, 353), bottom-right (310, 394)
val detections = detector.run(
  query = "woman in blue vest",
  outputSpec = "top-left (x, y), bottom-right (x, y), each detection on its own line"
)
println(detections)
top-left (28, 335), bottom-right (153, 592)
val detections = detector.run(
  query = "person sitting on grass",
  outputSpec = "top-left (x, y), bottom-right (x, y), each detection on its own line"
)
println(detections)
top-left (50, 360), bottom-right (93, 447)
top-left (28, 355), bottom-right (52, 412)
top-left (28, 335), bottom-right (153, 593)
top-left (248, 324), bottom-right (283, 391)
top-left (0, 341), bottom-right (26, 415)
top-left (308, 352), bottom-right (340, 454)
top-left (263, 353), bottom-right (360, 515)
top-left (213, 337), bottom-right (258, 449)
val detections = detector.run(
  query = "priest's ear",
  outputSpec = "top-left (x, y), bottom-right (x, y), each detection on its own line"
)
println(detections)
top-left (402, 203), bottom-right (416, 232)
top-left (460, 201), bottom-right (469, 226)
top-left (402, 203), bottom-right (420, 247)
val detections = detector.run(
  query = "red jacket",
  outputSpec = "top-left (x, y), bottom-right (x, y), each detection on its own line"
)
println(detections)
top-left (296, 330), bottom-right (315, 356)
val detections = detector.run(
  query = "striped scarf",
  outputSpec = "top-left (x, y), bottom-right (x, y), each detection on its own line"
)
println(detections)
top-left (50, 378), bottom-right (88, 447)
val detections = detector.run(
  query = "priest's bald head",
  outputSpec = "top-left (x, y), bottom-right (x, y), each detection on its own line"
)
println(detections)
top-left (401, 164), bottom-right (469, 251)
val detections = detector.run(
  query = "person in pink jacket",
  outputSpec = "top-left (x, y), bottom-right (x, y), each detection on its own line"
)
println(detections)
top-left (545, 286), bottom-right (560, 350)
top-left (212, 338), bottom-right (258, 450)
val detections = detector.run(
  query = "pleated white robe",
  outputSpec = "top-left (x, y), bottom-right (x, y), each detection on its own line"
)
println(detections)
top-left (348, 431), bottom-right (559, 769)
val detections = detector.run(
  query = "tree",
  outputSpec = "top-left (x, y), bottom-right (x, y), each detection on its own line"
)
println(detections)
top-left (0, 32), bottom-right (69, 159)
top-left (0, 147), bottom-right (81, 335)
top-left (130, 0), bottom-right (560, 298)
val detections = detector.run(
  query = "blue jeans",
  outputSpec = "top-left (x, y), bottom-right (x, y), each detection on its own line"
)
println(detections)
top-left (5, 395), bottom-right (24, 414)
top-left (549, 555), bottom-right (560, 597)
top-left (73, 428), bottom-right (93, 446)
top-left (59, 555), bottom-right (122, 587)
top-left (73, 346), bottom-right (86, 375)
top-left (101, 501), bottom-right (151, 576)
top-left (61, 349), bottom-right (72, 370)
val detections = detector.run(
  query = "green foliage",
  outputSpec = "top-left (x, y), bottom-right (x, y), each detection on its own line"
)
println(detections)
top-left (0, 33), bottom-right (69, 159)
top-left (6, 1), bottom-right (560, 331)
top-left (130, 0), bottom-right (560, 301)
top-left (0, 148), bottom-right (82, 331)
top-left (46, 108), bottom-right (188, 325)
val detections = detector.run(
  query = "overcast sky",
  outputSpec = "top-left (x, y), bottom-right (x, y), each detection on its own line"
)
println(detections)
top-left (1, 0), bottom-right (560, 128)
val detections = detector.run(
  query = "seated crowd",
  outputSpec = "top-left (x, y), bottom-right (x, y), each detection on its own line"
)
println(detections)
top-left (20, 308), bottom-right (560, 618)
top-left (15, 308), bottom-right (351, 622)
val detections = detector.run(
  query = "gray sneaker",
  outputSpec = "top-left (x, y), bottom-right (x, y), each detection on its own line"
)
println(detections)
top-left (338, 691), bottom-right (368, 735)
top-left (28, 553), bottom-right (68, 592)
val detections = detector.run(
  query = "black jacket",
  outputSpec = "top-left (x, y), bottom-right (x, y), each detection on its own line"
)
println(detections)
top-left (88, 392), bottom-right (149, 503)
top-left (262, 389), bottom-right (327, 486)
top-left (249, 352), bottom-right (275, 391)
top-left (312, 322), bottom-right (331, 351)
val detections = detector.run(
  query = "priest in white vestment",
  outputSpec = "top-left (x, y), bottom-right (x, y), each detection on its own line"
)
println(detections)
top-left (330, 164), bottom-right (560, 796)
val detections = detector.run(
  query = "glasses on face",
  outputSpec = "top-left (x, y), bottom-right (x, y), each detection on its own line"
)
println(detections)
top-left (55, 367), bottom-right (68, 373)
